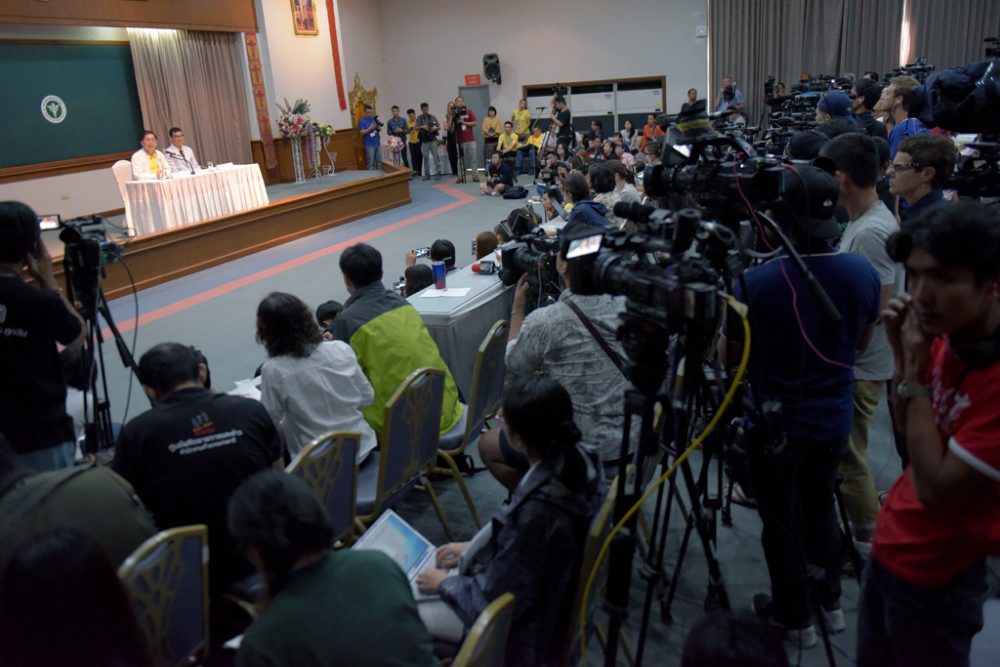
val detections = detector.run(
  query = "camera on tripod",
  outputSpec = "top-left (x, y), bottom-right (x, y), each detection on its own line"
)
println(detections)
top-left (883, 57), bottom-right (936, 83)
top-left (451, 105), bottom-right (466, 122)
top-left (497, 228), bottom-right (562, 309)
top-left (40, 215), bottom-right (121, 317)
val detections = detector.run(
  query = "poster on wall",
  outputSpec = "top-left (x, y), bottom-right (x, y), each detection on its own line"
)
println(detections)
top-left (291, 0), bottom-right (319, 35)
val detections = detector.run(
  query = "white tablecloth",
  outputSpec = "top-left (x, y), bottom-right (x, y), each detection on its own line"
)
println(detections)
top-left (407, 264), bottom-right (514, 399)
top-left (125, 164), bottom-right (269, 235)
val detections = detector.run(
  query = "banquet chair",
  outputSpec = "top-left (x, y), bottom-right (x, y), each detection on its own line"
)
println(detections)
top-left (355, 368), bottom-right (455, 540)
top-left (286, 431), bottom-right (360, 545)
top-left (110, 159), bottom-right (136, 235)
top-left (452, 593), bottom-right (516, 667)
top-left (118, 525), bottom-right (209, 667)
top-left (435, 319), bottom-right (509, 529)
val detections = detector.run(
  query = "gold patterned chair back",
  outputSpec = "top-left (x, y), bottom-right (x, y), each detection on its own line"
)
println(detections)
top-left (287, 431), bottom-right (360, 543)
top-left (452, 592), bottom-right (516, 667)
top-left (118, 525), bottom-right (209, 667)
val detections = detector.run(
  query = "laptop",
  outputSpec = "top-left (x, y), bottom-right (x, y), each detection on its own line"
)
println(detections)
top-left (352, 510), bottom-right (455, 600)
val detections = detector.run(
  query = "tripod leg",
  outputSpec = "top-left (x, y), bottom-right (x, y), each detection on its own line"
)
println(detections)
top-left (834, 477), bottom-right (864, 585)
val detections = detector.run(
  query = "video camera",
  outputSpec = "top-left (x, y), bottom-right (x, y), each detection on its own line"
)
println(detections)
top-left (48, 215), bottom-right (121, 318)
top-left (497, 227), bottom-right (562, 309)
top-left (947, 141), bottom-right (1000, 198)
top-left (883, 58), bottom-right (936, 84)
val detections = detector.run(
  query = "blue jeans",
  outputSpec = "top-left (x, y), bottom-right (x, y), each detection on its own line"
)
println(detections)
top-left (857, 557), bottom-right (987, 667)
top-left (515, 147), bottom-right (536, 175)
top-left (364, 144), bottom-right (382, 170)
top-left (18, 441), bottom-right (75, 472)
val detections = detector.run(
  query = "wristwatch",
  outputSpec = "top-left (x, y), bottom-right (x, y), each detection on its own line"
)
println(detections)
top-left (896, 379), bottom-right (932, 403)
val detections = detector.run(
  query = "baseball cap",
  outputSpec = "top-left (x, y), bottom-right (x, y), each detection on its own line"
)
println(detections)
top-left (817, 91), bottom-right (852, 120)
top-left (779, 165), bottom-right (841, 239)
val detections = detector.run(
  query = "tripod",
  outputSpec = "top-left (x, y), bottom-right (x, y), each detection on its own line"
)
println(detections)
top-left (63, 238), bottom-right (142, 455)
top-left (451, 108), bottom-right (468, 183)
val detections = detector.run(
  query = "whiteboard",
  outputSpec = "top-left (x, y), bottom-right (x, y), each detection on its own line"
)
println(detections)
top-left (618, 88), bottom-right (663, 113)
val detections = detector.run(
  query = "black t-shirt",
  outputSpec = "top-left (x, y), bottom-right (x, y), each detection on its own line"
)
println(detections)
top-left (489, 161), bottom-right (514, 186)
top-left (0, 277), bottom-right (81, 453)
top-left (556, 109), bottom-right (572, 138)
top-left (113, 387), bottom-right (281, 593)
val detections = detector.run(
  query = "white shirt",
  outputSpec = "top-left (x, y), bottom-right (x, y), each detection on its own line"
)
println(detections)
top-left (164, 144), bottom-right (200, 171)
top-left (260, 341), bottom-right (377, 462)
top-left (130, 148), bottom-right (172, 179)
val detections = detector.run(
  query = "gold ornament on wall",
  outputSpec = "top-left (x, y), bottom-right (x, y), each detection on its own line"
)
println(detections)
top-left (348, 75), bottom-right (378, 169)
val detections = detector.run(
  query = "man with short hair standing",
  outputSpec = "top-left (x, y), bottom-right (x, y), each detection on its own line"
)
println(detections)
top-left (858, 202), bottom-right (1000, 667)
top-left (549, 96), bottom-right (573, 152)
top-left (877, 76), bottom-right (928, 158)
top-left (114, 342), bottom-right (283, 594)
top-left (454, 96), bottom-right (479, 182)
top-left (851, 80), bottom-right (889, 140)
top-left (358, 105), bottom-right (382, 170)
top-left (821, 133), bottom-right (902, 553)
top-left (164, 127), bottom-right (200, 173)
top-left (386, 105), bottom-right (409, 170)
top-left (0, 201), bottom-right (85, 472)
top-left (890, 134), bottom-right (955, 222)
top-left (715, 74), bottom-right (746, 112)
top-left (415, 102), bottom-right (441, 181)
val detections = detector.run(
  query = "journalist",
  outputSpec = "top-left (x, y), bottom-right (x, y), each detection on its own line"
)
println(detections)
top-left (719, 166), bottom-right (880, 649)
top-left (889, 134), bottom-right (955, 222)
top-left (858, 203), bottom-right (1000, 667)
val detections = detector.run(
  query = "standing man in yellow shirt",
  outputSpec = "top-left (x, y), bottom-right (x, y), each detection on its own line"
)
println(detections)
top-left (130, 130), bottom-right (172, 179)
top-left (511, 98), bottom-right (531, 141)
top-left (405, 108), bottom-right (422, 178)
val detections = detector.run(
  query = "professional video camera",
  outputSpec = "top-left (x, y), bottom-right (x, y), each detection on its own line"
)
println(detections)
top-left (40, 215), bottom-right (122, 318)
top-left (883, 57), bottom-right (936, 84)
top-left (948, 141), bottom-right (1000, 198)
top-left (792, 74), bottom-right (852, 94)
top-left (497, 228), bottom-right (562, 309)
top-left (642, 130), bottom-right (785, 226)
top-left (450, 105), bottom-right (466, 122)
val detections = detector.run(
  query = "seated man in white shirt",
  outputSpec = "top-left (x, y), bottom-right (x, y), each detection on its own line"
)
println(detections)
top-left (130, 130), bottom-right (172, 180)
top-left (164, 126), bottom-right (200, 173)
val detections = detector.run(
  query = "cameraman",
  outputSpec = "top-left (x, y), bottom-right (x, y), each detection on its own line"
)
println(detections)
top-left (858, 203), bottom-right (1000, 667)
top-left (454, 96), bottom-right (479, 183)
top-left (479, 227), bottom-right (634, 490)
top-left (549, 96), bottom-right (573, 152)
top-left (0, 201), bottom-right (86, 471)
top-left (358, 105), bottom-right (382, 170)
top-left (715, 75), bottom-right (745, 112)
top-left (719, 167), bottom-right (880, 648)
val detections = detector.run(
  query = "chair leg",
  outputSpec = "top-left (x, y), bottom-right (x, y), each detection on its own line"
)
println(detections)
top-left (421, 474), bottom-right (455, 541)
top-left (440, 451), bottom-right (482, 528)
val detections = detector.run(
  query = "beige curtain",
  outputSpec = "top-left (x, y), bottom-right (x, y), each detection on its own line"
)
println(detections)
top-left (709, 0), bottom-right (904, 123)
top-left (903, 0), bottom-right (1000, 69)
top-left (127, 29), bottom-right (252, 166)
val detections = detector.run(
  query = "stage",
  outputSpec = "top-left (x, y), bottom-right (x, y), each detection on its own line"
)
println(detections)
top-left (49, 164), bottom-right (412, 300)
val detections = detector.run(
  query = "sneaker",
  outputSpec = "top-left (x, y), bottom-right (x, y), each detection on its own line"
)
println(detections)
top-left (819, 607), bottom-right (846, 633)
top-left (783, 624), bottom-right (818, 649)
top-left (422, 175), bottom-right (430, 181)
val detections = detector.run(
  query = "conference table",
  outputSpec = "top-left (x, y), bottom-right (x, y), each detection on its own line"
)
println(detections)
top-left (408, 263), bottom-right (514, 400)
top-left (125, 164), bottom-right (269, 235)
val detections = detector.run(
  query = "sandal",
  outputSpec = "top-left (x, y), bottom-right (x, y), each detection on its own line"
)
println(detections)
top-left (729, 481), bottom-right (757, 509)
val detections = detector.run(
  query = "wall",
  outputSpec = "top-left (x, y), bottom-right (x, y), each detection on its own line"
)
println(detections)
top-left (254, 0), bottom-right (353, 132)
top-left (337, 0), bottom-right (387, 114)
top-left (372, 0), bottom-right (708, 120)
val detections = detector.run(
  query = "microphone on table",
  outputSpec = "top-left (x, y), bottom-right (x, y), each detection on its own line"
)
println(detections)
top-left (168, 148), bottom-right (195, 175)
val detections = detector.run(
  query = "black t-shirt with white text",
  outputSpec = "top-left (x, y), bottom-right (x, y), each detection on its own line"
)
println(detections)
top-left (113, 387), bottom-right (281, 592)
top-left (0, 277), bottom-right (81, 453)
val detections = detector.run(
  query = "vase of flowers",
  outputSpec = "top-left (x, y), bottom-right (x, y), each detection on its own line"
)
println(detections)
top-left (277, 98), bottom-right (311, 183)
top-left (387, 136), bottom-right (404, 166)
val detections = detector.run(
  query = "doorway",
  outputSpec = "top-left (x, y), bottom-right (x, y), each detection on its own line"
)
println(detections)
top-left (457, 84), bottom-right (490, 179)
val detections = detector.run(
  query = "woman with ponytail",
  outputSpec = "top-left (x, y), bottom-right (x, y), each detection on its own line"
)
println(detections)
top-left (228, 470), bottom-right (438, 666)
top-left (416, 376), bottom-right (606, 666)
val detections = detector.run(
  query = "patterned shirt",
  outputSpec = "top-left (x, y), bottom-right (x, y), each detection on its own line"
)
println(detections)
top-left (506, 290), bottom-right (636, 461)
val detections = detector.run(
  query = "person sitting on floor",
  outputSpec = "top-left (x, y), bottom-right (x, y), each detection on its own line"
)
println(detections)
top-left (480, 151), bottom-right (514, 197)
top-left (229, 470), bottom-right (439, 667)
top-left (416, 377), bottom-right (605, 666)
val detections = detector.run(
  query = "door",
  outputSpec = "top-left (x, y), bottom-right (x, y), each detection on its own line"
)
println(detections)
top-left (458, 84), bottom-right (490, 177)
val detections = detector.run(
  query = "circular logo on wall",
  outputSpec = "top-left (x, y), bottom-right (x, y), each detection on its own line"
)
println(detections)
top-left (41, 95), bottom-right (67, 124)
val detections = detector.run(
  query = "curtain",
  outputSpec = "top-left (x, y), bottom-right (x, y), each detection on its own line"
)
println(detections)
top-left (904, 0), bottom-right (1000, 70)
top-left (127, 29), bottom-right (252, 167)
top-left (709, 0), bottom-right (904, 123)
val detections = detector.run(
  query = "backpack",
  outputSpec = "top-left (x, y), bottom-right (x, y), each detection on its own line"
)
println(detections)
top-left (502, 185), bottom-right (528, 199)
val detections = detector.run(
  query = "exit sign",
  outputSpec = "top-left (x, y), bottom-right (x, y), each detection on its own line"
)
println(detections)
top-left (464, 74), bottom-right (481, 86)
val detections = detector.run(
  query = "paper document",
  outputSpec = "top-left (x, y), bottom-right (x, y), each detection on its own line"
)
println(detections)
top-left (419, 288), bottom-right (471, 298)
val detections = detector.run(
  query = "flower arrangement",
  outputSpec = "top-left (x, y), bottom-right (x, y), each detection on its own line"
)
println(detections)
top-left (276, 98), bottom-right (312, 138)
top-left (314, 123), bottom-right (336, 139)
top-left (387, 135), bottom-right (405, 165)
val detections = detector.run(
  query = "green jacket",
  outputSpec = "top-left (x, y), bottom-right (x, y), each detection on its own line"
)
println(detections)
top-left (332, 281), bottom-right (463, 436)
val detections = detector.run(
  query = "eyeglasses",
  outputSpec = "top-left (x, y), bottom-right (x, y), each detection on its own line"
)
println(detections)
top-left (889, 162), bottom-right (921, 174)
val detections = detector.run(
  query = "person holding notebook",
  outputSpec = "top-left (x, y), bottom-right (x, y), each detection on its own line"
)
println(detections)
top-left (414, 377), bottom-right (605, 666)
